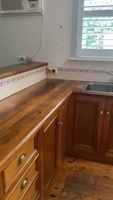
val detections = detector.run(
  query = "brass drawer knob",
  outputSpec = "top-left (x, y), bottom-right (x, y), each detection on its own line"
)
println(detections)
top-left (18, 154), bottom-right (26, 165)
top-left (58, 122), bottom-right (62, 125)
top-left (106, 111), bottom-right (110, 115)
top-left (99, 111), bottom-right (103, 115)
top-left (21, 178), bottom-right (28, 190)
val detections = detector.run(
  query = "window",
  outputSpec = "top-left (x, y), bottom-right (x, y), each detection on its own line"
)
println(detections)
top-left (73, 0), bottom-right (113, 60)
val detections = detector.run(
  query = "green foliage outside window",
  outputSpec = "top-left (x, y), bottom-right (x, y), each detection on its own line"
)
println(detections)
top-left (83, 0), bottom-right (113, 49)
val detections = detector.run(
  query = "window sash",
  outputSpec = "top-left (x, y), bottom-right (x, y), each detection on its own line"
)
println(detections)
top-left (74, 0), bottom-right (113, 58)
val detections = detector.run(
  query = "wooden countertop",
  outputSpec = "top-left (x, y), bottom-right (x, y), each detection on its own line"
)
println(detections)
top-left (0, 62), bottom-right (48, 80)
top-left (0, 78), bottom-right (113, 167)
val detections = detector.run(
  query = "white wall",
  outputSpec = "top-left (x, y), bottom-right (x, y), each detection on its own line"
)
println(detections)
top-left (1, 0), bottom-right (113, 71)
top-left (0, 15), bottom-right (41, 66)
top-left (0, 0), bottom-right (73, 67)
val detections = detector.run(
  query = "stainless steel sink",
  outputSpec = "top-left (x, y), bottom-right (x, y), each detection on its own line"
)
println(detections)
top-left (82, 83), bottom-right (113, 93)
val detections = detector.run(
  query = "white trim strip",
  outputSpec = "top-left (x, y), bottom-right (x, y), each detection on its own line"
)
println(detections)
top-left (0, 66), bottom-right (47, 101)
top-left (69, 57), bottom-right (113, 61)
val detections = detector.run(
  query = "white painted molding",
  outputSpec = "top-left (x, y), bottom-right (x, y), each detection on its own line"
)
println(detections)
top-left (69, 57), bottom-right (113, 62)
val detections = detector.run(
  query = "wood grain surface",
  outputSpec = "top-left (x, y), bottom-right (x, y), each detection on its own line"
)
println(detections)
top-left (46, 156), bottom-right (113, 200)
top-left (0, 79), bottom-right (77, 168)
top-left (1, 78), bottom-right (113, 168)
top-left (0, 62), bottom-right (48, 79)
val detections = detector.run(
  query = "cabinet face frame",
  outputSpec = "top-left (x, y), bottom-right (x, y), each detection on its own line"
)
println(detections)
top-left (57, 98), bottom-right (69, 167)
top-left (100, 98), bottom-right (113, 158)
top-left (0, 172), bottom-right (4, 200)
top-left (34, 132), bottom-right (41, 196)
top-left (44, 116), bottom-right (58, 191)
top-left (39, 110), bottom-right (59, 199)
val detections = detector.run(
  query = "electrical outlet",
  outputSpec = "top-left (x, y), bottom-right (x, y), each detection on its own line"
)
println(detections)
top-left (47, 67), bottom-right (57, 74)
top-left (18, 55), bottom-right (26, 61)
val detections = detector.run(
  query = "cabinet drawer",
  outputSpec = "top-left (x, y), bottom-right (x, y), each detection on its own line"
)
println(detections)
top-left (7, 161), bottom-right (38, 200)
top-left (3, 138), bottom-right (36, 190)
top-left (24, 180), bottom-right (40, 200)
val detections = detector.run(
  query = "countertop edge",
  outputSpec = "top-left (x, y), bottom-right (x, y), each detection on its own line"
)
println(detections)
top-left (0, 62), bottom-right (48, 80)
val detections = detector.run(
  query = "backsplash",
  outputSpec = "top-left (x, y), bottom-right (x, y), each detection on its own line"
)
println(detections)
top-left (0, 66), bottom-right (47, 101)
top-left (47, 66), bottom-right (113, 83)
top-left (1, 64), bottom-right (113, 101)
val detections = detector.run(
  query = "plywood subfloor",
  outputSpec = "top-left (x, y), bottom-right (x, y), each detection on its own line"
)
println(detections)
top-left (46, 157), bottom-right (113, 200)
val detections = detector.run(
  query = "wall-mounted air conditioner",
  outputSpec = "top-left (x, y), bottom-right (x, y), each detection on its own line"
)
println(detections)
top-left (0, 0), bottom-right (44, 16)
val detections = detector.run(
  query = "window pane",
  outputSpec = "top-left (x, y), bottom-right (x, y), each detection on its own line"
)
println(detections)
top-left (82, 45), bottom-right (113, 49)
top-left (84, 0), bottom-right (113, 10)
top-left (81, 17), bottom-right (113, 49)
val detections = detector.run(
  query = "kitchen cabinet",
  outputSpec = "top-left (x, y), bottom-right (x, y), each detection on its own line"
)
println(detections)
top-left (72, 95), bottom-right (105, 156)
top-left (60, 100), bottom-right (68, 159)
top-left (2, 77), bottom-right (113, 200)
top-left (0, 135), bottom-right (40, 200)
top-left (0, 92), bottom-right (70, 200)
top-left (42, 111), bottom-right (58, 195)
top-left (0, 110), bottom-right (59, 200)
top-left (67, 94), bottom-right (113, 164)
top-left (101, 98), bottom-right (113, 158)
top-left (55, 98), bottom-right (69, 168)
top-left (40, 98), bottom-right (69, 199)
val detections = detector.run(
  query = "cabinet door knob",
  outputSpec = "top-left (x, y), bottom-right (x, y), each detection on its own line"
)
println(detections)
top-left (106, 111), bottom-right (110, 115)
top-left (99, 111), bottom-right (103, 115)
top-left (58, 122), bottom-right (62, 125)
top-left (21, 178), bottom-right (28, 190)
top-left (18, 154), bottom-right (26, 165)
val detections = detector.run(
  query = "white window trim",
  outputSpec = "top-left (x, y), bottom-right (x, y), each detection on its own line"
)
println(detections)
top-left (70, 0), bottom-right (113, 61)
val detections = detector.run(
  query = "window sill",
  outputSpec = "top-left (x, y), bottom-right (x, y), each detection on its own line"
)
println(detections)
top-left (69, 57), bottom-right (113, 62)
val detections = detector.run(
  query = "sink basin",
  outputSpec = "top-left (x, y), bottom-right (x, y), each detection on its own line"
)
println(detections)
top-left (82, 83), bottom-right (113, 93)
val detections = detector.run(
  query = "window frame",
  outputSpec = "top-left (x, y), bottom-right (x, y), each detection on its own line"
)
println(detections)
top-left (71, 0), bottom-right (113, 61)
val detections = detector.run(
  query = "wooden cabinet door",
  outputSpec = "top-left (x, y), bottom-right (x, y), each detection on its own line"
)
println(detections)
top-left (73, 95), bottom-right (105, 158)
top-left (42, 112), bottom-right (58, 194)
top-left (101, 98), bottom-right (113, 158)
top-left (60, 100), bottom-right (68, 159)
top-left (58, 99), bottom-right (68, 165)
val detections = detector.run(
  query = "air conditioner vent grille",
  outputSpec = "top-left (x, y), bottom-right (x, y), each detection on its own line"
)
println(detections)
top-left (1, 0), bottom-right (22, 11)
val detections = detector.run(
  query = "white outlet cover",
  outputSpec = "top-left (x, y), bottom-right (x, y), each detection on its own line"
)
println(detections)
top-left (18, 55), bottom-right (26, 61)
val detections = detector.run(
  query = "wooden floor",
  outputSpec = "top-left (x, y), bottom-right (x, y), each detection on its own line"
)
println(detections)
top-left (46, 157), bottom-right (113, 200)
